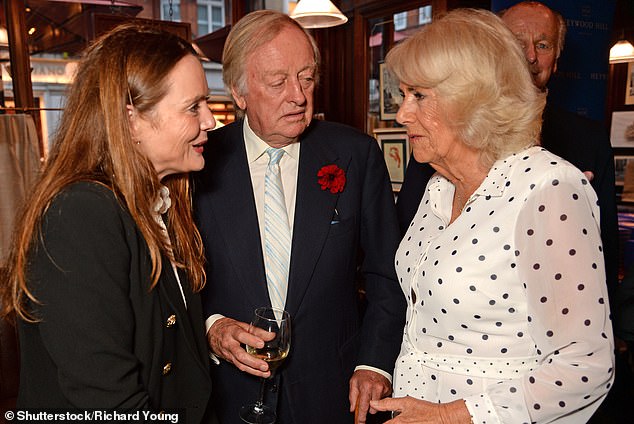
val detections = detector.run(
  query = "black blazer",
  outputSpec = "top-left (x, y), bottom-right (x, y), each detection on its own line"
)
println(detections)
top-left (194, 120), bottom-right (406, 424)
top-left (17, 182), bottom-right (213, 424)
top-left (396, 103), bottom-right (618, 292)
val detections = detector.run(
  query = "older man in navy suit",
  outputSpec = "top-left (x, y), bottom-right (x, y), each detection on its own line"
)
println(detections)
top-left (194, 10), bottom-right (405, 424)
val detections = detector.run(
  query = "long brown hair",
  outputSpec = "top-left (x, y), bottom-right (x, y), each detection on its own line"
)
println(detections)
top-left (1, 23), bottom-right (206, 322)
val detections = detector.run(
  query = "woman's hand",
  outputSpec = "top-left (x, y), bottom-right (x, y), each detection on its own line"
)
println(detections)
top-left (370, 396), bottom-right (472, 424)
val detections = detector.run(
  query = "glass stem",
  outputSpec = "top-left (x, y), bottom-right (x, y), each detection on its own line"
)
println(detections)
top-left (254, 377), bottom-right (267, 413)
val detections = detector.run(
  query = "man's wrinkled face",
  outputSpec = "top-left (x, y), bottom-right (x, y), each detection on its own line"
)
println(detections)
top-left (502, 3), bottom-right (559, 90)
top-left (232, 25), bottom-right (316, 147)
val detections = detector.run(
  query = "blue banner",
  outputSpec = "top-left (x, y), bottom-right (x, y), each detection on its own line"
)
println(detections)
top-left (491, 0), bottom-right (616, 123)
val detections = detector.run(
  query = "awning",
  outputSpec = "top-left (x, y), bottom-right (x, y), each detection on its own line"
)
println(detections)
top-left (19, 0), bottom-right (143, 55)
top-left (194, 24), bottom-right (231, 63)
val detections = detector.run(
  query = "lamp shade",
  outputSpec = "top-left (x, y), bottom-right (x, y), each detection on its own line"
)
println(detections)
top-left (0, 27), bottom-right (8, 47)
top-left (609, 39), bottom-right (634, 64)
top-left (290, 0), bottom-right (348, 29)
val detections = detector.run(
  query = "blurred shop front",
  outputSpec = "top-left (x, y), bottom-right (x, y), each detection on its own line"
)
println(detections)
top-left (1, 55), bottom-right (226, 151)
top-left (0, 0), bottom-right (230, 151)
top-left (2, 56), bottom-right (76, 150)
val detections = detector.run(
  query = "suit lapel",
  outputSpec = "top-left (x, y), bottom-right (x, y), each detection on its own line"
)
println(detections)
top-left (206, 124), bottom-right (269, 308)
top-left (182, 275), bottom-right (209, 364)
top-left (285, 127), bottom-right (350, 317)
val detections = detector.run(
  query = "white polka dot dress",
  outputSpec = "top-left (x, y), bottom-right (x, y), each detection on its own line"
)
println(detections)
top-left (394, 146), bottom-right (614, 424)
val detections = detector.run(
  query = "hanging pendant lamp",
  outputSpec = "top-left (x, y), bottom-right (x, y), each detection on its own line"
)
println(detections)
top-left (609, 38), bottom-right (634, 64)
top-left (290, 0), bottom-right (348, 29)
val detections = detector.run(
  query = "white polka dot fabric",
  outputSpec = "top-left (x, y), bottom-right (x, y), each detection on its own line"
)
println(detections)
top-left (394, 146), bottom-right (614, 424)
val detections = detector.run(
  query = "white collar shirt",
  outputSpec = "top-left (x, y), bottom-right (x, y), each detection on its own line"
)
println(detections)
top-left (243, 115), bottom-right (300, 254)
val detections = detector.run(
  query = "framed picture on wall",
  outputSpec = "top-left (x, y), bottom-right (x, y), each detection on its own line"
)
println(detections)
top-left (374, 128), bottom-right (410, 191)
top-left (614, 155), bottom-right (634, 186)
top-left (379, 63), bottom-right (401, 120)
top-left (610, 111), bottom-right (634, 148)
top-left (615, 155), bottom-right (634, 202)
top-left (627, 62), bottom-right (634, 106)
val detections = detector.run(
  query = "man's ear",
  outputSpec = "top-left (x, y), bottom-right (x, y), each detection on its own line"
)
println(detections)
top-left (231, 86), bottom-right (247, 110)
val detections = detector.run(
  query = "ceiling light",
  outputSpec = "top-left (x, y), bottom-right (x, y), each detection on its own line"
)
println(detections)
top-left (0, 27), bottom-right (8, 47)
top-left (609, 39), bottom-right (634, 64)
top-left (290, 0), bottom-right (348, 29)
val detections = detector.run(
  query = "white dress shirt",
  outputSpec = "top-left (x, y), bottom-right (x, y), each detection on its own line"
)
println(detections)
top-left (205, 117), bottom-right (299, 338)
top-left (244, 116), bottom-right (300, 253)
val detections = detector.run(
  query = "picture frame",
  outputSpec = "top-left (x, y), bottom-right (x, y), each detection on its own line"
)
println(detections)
top-left (610, 111), bottom-right (634, 148)
top-left (379, 63), bottom-right (401, 120)
top-left (615, 155), bottom-right (634, 203)
top-left (615, 155), bottom-right (633, 186)
top-left (627, 62), bottom-right (634, 106)
top-left (374, 128), bottom-right (410, 191)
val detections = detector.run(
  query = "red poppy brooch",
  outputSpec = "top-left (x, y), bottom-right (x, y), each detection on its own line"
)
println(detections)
top-left (317, 164), bottom-right (346, 194)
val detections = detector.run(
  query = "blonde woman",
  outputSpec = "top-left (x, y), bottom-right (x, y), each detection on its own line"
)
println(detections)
top-left (371, 9), bottom-right (614, 424)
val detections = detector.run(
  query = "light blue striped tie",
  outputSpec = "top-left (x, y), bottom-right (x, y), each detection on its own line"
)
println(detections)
top-left (264, 148), bottom-right (291, 313)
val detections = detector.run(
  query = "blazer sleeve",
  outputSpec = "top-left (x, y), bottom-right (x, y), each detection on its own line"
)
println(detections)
top-left (356, 138), bottom-right (407, 374)
top-left (591, 130), bottom-right (619, 294)
top-left (28, 184), bottom-right (152, 408)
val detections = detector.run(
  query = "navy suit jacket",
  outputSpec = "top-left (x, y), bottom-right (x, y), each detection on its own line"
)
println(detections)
top-left (194, 119), bottom-right (405, 424)
top-left (396, 102), bottom-right (618, 293)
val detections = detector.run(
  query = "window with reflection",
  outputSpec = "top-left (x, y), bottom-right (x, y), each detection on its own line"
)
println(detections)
top-left (0, 0), bottom-right (231, 147)
top-left (198, 0), bottom-right (226, 34)
top-left (368, 5), bottom-right (432, 134)
top-left (161, 0), bottom-right (182, 21)
top-left (161, 0), bottom-right (225, 37)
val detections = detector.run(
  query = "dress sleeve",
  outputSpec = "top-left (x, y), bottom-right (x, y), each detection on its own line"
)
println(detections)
top-left (29, 184), bottom-right (152, 408)
top-left (468, 168), bottom-right (614, 424)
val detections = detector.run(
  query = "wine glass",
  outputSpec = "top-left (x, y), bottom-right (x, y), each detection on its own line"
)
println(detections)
top-left (239, 306), bottom-right (291, 424)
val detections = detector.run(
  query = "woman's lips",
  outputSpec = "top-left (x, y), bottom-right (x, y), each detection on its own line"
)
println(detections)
top-left (192, 139), bottom-right (207, 153)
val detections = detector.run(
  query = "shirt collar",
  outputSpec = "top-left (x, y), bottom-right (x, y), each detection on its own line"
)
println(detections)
top-left (153, 185), bottom-right (172, 215)
top-left (427, 145), bottom-right (539, 202)
top-left (476, 146), bottom-right (540, 198)
top-left (243, 115), bottom-right (300, 164)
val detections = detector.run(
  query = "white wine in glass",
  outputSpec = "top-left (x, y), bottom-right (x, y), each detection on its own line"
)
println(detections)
top-left (245, 345), bottom-right (289, 374)
top-left (239, 307), bottom-right (291, 424)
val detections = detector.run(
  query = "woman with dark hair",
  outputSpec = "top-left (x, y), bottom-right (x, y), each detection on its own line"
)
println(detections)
top-left (1, 23), bottom-right (216, 422)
